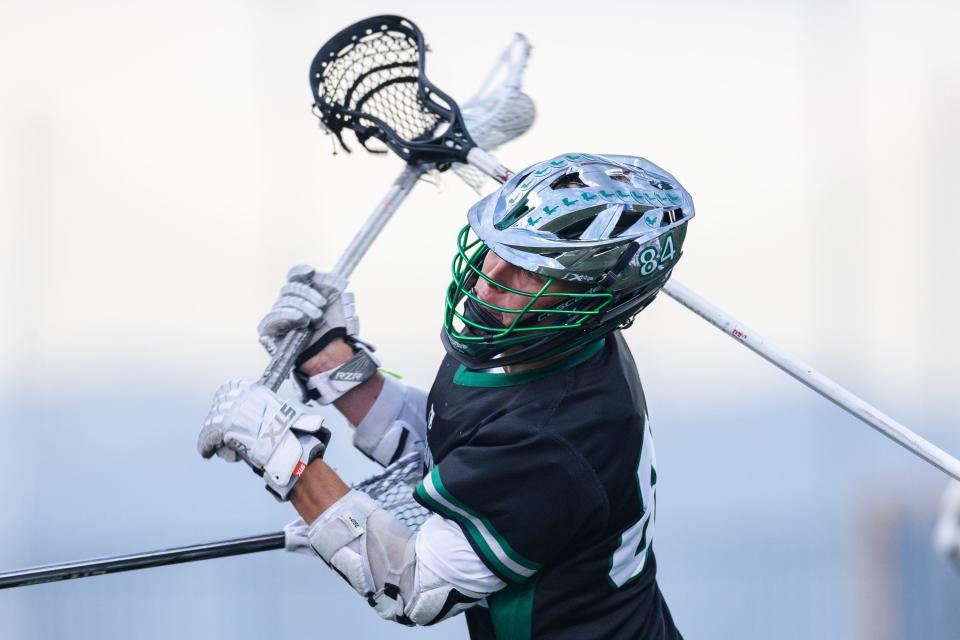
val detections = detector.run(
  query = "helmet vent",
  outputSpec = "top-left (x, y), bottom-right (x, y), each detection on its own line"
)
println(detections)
top-left (607, 171), bottom-right (632, 184)
top-left (550, 173), bottom-right (589, 190)
top-left (554, 215), bottom-right (597, 240)
top-left (611, 212), bottom-right (644, 236)
top-left (662, 208), bottom-right (685, 226)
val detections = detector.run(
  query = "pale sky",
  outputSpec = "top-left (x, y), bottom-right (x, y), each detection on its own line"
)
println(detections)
top-left (1, 0), bottom-right (958, 418)
top-left (1, 4), bottom-right (959, 638)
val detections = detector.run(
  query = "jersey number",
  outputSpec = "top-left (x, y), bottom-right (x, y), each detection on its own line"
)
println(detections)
top-left (637, 234), bottom-right (676, 276)
top-left (607, 417), bottom-right (657, 588)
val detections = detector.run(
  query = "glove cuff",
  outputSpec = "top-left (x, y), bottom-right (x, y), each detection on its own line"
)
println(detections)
top-left (294, 327), bottom-right (348, 368)
top-left (294, 340), bottom-right (381, 405)
top-left (263, 412), bottom-right (331, 501)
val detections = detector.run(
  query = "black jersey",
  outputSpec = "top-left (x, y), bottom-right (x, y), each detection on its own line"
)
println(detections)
top-left (414, 332), bottom-right (682, 640)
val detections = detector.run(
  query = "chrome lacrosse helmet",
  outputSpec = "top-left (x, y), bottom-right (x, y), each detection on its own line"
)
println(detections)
top-left (442, 152), bottom-right (695, 369)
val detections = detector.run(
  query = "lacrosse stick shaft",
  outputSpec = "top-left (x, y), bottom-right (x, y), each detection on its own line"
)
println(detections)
top-left (0, 532), bottom-right (285, 590)
top-left (460, 150), bottom-right (960, 481)
top-left (332, 164), bottom-right (426, 277)
top-left (662, 279), bottom-right (960, 481)
top-left (0, 451), bottom-right (427, 591)
top-left (466, 147), bottom-right (514, 183)
top-left (259, 164), bottom-right (425, 390)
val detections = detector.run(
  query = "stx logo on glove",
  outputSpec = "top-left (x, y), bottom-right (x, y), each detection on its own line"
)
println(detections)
top-left (262, 403), bottom-right (298, 448)
top-left (226, 440), bottom-right (250, 456)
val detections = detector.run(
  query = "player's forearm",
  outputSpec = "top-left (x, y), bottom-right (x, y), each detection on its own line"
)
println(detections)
top-left (289, 459), bottom-right (350, 523)
top-left (300, 337), bottom-right (426, 468)
top-left (299, 337), bottom-right (384, 427)
top-left (334, 373), bottom-right (385, 427)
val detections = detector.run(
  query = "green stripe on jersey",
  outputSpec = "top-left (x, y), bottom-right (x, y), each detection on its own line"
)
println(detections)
top-left (415, 467), bottom-right (541, 583)
top-left (489, 577), bottom-right (538, 640)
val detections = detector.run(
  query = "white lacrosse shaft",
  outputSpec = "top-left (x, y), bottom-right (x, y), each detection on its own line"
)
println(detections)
top-left (332, 167), bottom-right (425, 278)
top-left (259, 165), bottom-right (423, 390)
top-left (466, 147), bottom-right (514, 183)
top-left (458, 151), bottom-right (960, 482)
top-left (662, 279), bottom-right (960, 481)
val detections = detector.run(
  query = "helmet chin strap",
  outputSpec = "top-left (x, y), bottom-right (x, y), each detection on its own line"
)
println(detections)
top-left (462, 296), bottom-right (506, 332)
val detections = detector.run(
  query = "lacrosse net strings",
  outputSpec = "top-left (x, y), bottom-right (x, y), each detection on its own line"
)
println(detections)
top-left (316, 23), bottom-right (449, 148)
top-left (351, 452), bottom-right (430, 530)
top-left (454, 34), bottom-right (535, 192)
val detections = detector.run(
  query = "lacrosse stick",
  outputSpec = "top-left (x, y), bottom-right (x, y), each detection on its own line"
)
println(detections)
top-left (0, 21), bottom-right (536, 591)
top-left (279, 16), bottom-right (960, 482)
top-left (0, 453), bottom-right (424, 589)
top-left (660, 281), bottom-right (960, 480)
top-left (260, 16), bottom-right (529, 390)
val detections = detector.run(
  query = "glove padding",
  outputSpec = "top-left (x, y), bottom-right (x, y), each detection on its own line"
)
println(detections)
top-left (258, 264), bottom-right (359, 360)
top-left (198, 379), bottom-right (330, 501)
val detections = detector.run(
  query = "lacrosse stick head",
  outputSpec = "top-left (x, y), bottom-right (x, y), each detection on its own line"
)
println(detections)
top-left (454, 34), bottom-right (536, 192)
top-left (309, 15), bottom-right (476, 167)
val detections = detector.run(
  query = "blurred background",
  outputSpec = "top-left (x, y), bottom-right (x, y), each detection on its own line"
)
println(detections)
top-left (1, 0), bottom-right (959, 638)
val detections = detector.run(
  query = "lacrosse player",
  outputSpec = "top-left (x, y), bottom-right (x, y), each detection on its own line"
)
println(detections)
top-left (199, 153), bottom-right (691, 639)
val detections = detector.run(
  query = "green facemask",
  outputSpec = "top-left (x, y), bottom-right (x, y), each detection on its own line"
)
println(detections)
top-left (443, 224), bottom-right (614, 359)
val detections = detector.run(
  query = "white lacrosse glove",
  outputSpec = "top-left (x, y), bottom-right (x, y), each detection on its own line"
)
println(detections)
top-left (257, 264), bottom-right (380, 405)
top-left (197, 379), bottom-right (330, 501)
top-left (258, 264), bottom-right (357, 357)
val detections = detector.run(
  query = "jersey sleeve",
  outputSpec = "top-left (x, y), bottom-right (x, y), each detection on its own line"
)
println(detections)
top-left (414, 420), bottom-right (607, 584)
top-left (352, 374), bottom-right (427, 467)
top-left (416, 515), bottom-right (507, 595)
